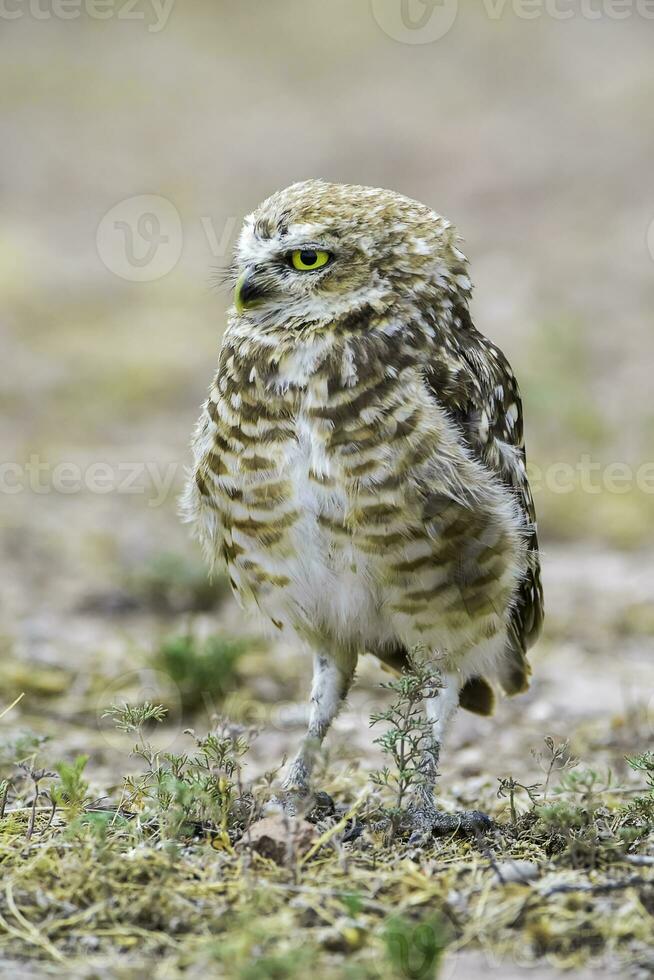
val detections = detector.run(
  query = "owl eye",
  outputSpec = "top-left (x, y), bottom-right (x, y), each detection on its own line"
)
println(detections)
top-left (289, 248), bottom-right (331, 271)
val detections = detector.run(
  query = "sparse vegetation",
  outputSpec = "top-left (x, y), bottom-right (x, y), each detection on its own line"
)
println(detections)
top-left (101, 700), bottom-right (252, 845)
top-left (153, 632), bottom-right (250, 712)
top-left (369, 654), bottom-right (442, 837)
top-left (0, 678), bottom-right (652, 978)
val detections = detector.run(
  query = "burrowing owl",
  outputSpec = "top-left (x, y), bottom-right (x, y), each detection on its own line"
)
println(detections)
top-left (183, 180), bottom-right (543, 838)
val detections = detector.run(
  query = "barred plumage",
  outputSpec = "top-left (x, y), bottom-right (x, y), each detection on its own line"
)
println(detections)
top-left (183, 179), bottom-right (543, 836)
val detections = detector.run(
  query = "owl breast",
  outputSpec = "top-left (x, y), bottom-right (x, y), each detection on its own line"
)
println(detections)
top-left (219, 402), bottom-right (395, 652)
top-left (187, 337), bottom-right (527, 677)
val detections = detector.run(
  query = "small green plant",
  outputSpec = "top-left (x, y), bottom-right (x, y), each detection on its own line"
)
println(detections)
top-left (0, 731), bottom-right (53, 831)
top-left (369, 654), bottom-right (441, 834)
top-left (496, 775), bottom-right (541, 823)
top-left (18, 764), bottom-right (57, 841)
top-left (626, 750), bottom-right (654, 788)
top-left (154, 632), bottom-right (249, 712)
top-left (105, 701), bottom-right (251, 844)
top-left (621, 751), bottom-right (654, 834)
top-left (537, 766), bottom-right (611, 833)
top-left (533, 760), bottom-right (618, 869)
top-left (103, 700), bottom-right (169, 735)
top-left (531, 736), bottom-right (579, 799)
top-left (50, 755), bottom-right (91, 820)
top-left (238, 950), bottom-right (315, 980)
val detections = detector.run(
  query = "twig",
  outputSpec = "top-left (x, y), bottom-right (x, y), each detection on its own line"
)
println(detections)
top-left (0, 782), bottom-right (8, 821)
top-left (1, 882), bottom-right (66, 963)
top-left (298, 790), bottom-right (368, 867)
top-left (45, 795), bottom-right (57, 832)
top-left (539, 874), bottom-right (649, 898)
top-left (26, 789), bottom-right (40, 842)
top-left (0, 693), bottom-right (25, 720)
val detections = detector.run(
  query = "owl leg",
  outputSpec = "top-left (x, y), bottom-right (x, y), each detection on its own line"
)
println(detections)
top-left (407, 672), bottom-right (491, 844)
top-left (281, 651), bottom-right (356, 809)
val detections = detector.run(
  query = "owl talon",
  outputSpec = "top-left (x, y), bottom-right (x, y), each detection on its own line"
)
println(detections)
top-left (269, 788), bottom-right (310, 818)
top-left (405, 807), bottom-right (493, 845)
top-left (268, 788), bottom-right (336, 824)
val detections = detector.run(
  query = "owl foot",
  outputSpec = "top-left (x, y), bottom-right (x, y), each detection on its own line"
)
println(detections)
top-left (267, 787), bottom-right (309, 818)
top-left (405, 806), bottom-right (493, 846)
top-left (269, 788), bottom-right (336, 823)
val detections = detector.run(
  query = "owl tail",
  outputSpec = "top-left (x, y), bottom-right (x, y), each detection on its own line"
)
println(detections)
top-left (459, 676), bottom-right (495, 716)
top-left (498, 644), bottom-right (532, 698)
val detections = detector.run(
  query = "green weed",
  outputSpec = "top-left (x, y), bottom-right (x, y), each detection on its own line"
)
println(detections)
top-left (153, 632), bottom-right (250, 713)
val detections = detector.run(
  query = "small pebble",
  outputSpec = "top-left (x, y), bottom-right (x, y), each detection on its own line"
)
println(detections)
top-left (238, 813), bottom-right (317, 865)
top-left (496, 860), bottom-right (539, 884)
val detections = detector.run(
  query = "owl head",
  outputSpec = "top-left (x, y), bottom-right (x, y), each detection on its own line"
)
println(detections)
top-left (230, 180), bottom-right (471, 331)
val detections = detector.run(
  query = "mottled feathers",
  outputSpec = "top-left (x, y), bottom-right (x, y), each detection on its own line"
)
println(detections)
top-left (183, 179), bottom-right (543, 717)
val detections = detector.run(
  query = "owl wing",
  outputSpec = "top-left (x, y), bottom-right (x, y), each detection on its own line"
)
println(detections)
top-left (424, 304), bottom-right (544, 697)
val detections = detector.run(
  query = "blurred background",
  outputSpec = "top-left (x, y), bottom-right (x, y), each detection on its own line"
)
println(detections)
top-left (1, 2), bottom-right (653, 792)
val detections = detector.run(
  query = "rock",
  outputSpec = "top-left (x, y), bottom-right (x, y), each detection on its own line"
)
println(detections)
top-left (239, 814), bottom-right (317, 865)
top-left (496, 860), bottom-right (540, 884)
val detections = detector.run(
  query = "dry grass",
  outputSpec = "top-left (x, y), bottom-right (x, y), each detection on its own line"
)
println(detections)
top-left (1, 672), bottom-right (653, 979)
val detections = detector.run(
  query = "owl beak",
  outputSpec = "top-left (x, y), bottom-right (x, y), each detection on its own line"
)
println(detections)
top-left (234, 268), bottom-right (266, 314)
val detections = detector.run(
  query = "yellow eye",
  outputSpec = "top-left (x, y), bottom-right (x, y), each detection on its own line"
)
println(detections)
top-left (289, 248), bottom-right (331, 271)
